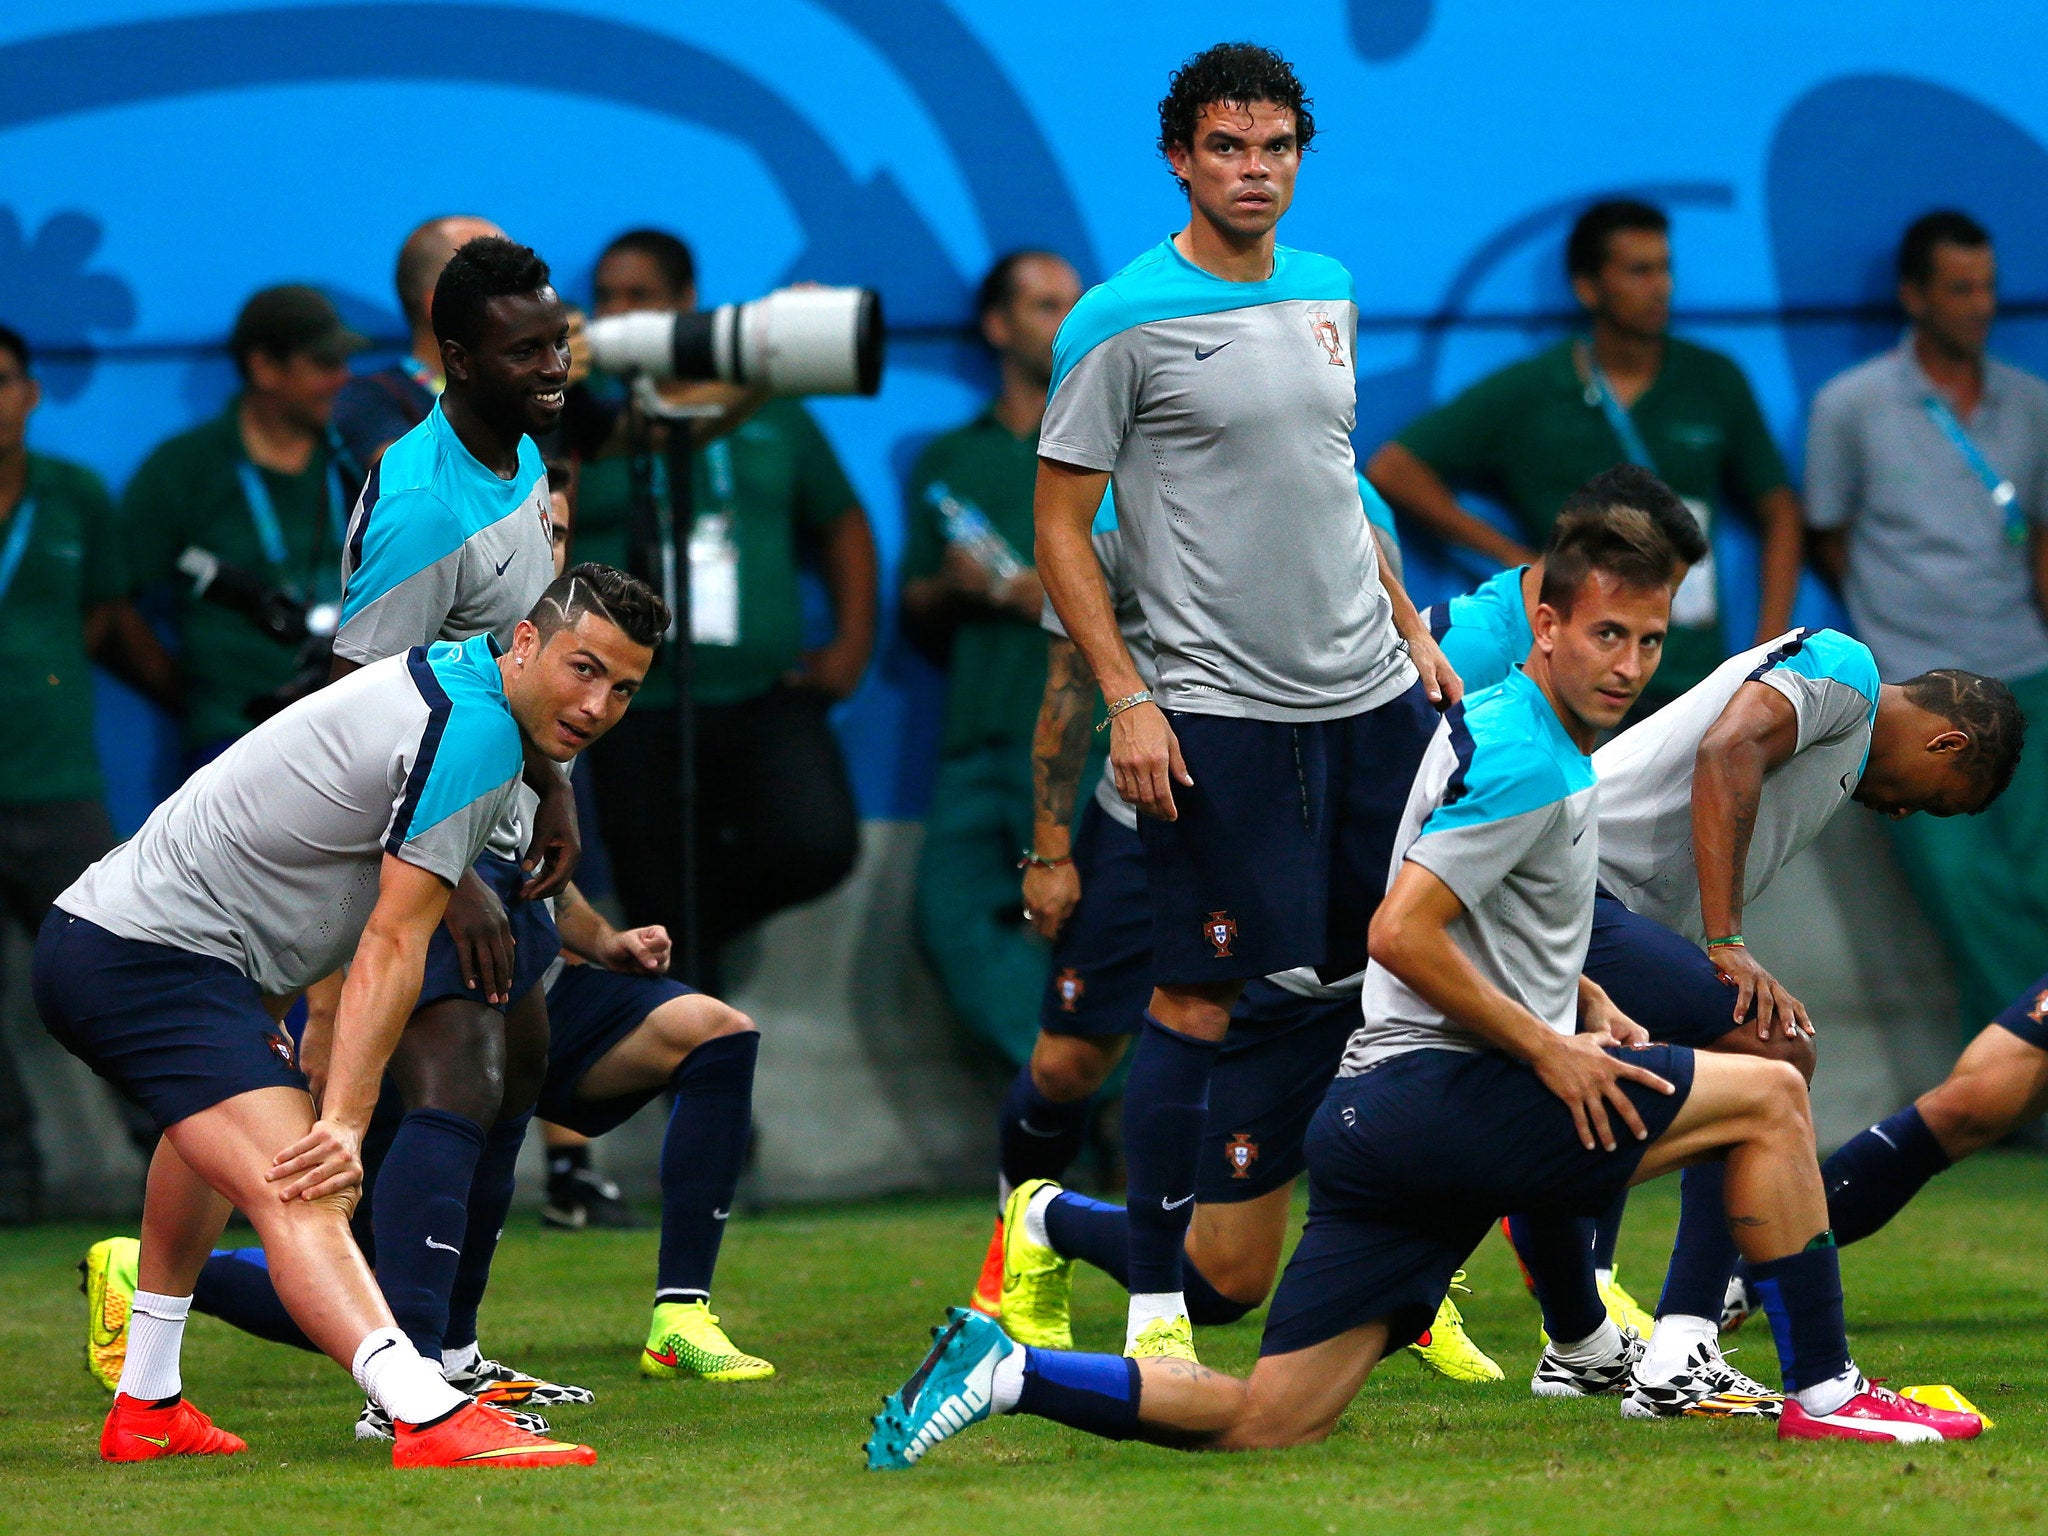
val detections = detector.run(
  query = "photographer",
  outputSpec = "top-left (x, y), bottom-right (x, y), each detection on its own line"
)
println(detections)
top-left (122, 286), bottom-right (364, 768)
top-left (578, 229), bottom-right (874, 980)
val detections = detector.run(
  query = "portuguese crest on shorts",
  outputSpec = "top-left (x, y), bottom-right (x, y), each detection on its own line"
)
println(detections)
top-left (2030, 989), bottom-right (2048, 1027)
top-left (267, 1029), bottom-right (296, 1069)
top-left (1225, 1133), bottom-right (1259, 1179)
top-left (1055, 968), bottom-right (1086, 1013)
top-left (1205, 910), bottom-right (1238, 958)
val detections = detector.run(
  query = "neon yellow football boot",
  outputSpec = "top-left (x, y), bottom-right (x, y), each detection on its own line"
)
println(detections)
top-left (1599, 1269), bottom-right (1656, 1340)
top-left (1406, 1271), bottom-right (1504, 1383)
top-left (1126, 1312), bottom-right (1198, 1363)
top-left (80, 1236), bottom-right (140, 1393)
top-left (640, 1301), bottom-right (775, 1382)
top-left (998, 1179), bottom-right (1074, 1349)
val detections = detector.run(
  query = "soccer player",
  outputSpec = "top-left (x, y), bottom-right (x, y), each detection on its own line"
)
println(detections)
top-left (40, 568), bottom-right (665, 1466)
top-left (1033, 41), bottom-right (1458, 1364)
top-left (324, 234), bottom-right (588, 1421)
top-left (982, 494), bottom-right (1498, 1383)
top-left (867, 511), bottom-right (1985, 1465)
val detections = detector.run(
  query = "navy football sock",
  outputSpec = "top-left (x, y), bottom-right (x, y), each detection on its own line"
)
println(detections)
top-left (1121, 1015), bottom-right (1220, 1296)
top-left (1590, 1187), bottom-right (1627, 1271)
top-left (443, 1110), bottom-right (531, 1353)
top-left (1017, 1348), bottom-right (1142, 1439)
top-left (1183, 1259), bottom-right (1255, 1327)
top-left (372, 1107), bottom-right (486, 1359)
top-left (1505, 1212), bottom-right (1606, 1344)
top-left (1044, 1190), bottom-right (1131, 1286)
top-left (1821, 1105), bottom-right (1952, 1246)
top-left (1656, 1162), bottom-right (1740, 1321)
top-left (655, 1030), bottom-right (759, 1303)
top-left (1748, 1237), bottom-right (1851, 1392)
top-left (191, 1248), bottom-right (316, 1352)
top-left (997, 1068), bottom-right (1092, 1193)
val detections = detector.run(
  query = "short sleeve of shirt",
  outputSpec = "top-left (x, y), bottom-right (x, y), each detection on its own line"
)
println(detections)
top-left (1040, 328), bottom-right (1141, 473)
top-left (784, 405), bottom-right (859, 534)
top-left (1802, 376), bottom-right (1861, 532)
top-left (1713, 355), bottom-right (1792, 503)
top-left (334, 488), bottom-right (467, 666)
top-left (1394, 367), bottom-right (1526, 491)
top-left (1754, 629), bottom-right (1881, 751)
top-left (1405, 718), bottom-right (1569, 915)
top-left (383, 682), bottom-right (520, 884)
top-left (71, 466), bottom-right (128, 603)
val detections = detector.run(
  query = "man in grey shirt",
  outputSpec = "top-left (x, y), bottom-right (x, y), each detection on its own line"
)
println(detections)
top-left (1804, 210), bottom-right (2048, 1029)
top-left (1031, 43), bottom-right (1457, 1363)
top-left (36, 572), bottom-right (663, 1468)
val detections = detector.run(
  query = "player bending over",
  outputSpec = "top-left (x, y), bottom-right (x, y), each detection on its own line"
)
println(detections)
top-left (41, 567), bottom-right (664, 1467)
top-left (867, 510), bottom-right (1982, 1463)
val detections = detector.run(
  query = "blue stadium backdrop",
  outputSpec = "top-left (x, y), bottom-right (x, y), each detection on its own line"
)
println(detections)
top-left (4, 0), bottom-right (2047, 834)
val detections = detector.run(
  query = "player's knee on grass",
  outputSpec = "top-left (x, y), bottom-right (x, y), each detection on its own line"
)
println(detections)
top-left (1030, 1031), bottom-right (1120, 1103)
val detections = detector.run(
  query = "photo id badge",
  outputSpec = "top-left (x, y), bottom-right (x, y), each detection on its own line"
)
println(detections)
top-left (1670, 496), bottom-right (1718, 629)
top-left (690, 512), bottom-right (740, 646)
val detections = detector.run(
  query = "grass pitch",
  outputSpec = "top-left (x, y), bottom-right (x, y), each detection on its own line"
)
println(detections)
top-left (3, 1153), bottom-right (2045, 1535)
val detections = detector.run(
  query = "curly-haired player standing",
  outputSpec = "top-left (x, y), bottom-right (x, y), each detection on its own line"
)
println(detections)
top-left (1030, 43), bottom-right (1460, 1364)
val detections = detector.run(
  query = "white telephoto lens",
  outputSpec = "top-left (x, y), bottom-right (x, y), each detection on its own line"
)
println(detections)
top-left (740, 287), bottom-right (869, 394)
top-left (584, 310), bottom-right (680, 376)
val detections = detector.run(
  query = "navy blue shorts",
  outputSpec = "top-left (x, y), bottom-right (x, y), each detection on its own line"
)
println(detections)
top-left (418, 853), bottom-right (561, 1011)
top-left (33, 911), bottom-right (305, 1133)
top-left (1140, 680), bottom-right (1437, 985)
top-left (1040, 800), bottom-right (1153, 1039)
top-left (1197, 979), bottom-right (1356, 1204)
top-left (1991, 970), bottom-right (2048, 1049)
top-left (1584, 893), bottom-right (1748, 1048)
top-left (1259, 1043), bottom-right (1694, 1357)
top-left (536, 962), bottom-right (697, 1136)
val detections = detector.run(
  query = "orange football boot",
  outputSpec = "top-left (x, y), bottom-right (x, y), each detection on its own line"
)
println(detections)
top-left (969, 1216), bottom-right (1005, 1317)
top-left (100, 1392), bottom-right (247, 1461)
top-left (392, 1401), bottom-right (596, 1468)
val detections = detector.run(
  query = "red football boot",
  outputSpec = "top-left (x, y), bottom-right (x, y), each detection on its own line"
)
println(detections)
top-left (1779, 1377), bottom-right (1984, 1443)
top-left (969, 1217), bottom-right (1005, 1318)
top-left (392, 1401), bottom-right (596, 1468)
top-left (100, 1392), bottom-right (247, 1461)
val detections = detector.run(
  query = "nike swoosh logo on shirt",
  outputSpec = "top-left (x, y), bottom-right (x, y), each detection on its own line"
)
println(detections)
top-left (425, 1236), bottom-right (461, 1253)
top-left (1572, 827), bottom-right (1586, 845)
top-left (1161, 1193), bottom-right (1195, 1211)
top-left (494, 551), bottom-right (517, 575)
top-left (1194, 340), bottom-right (1234, 360)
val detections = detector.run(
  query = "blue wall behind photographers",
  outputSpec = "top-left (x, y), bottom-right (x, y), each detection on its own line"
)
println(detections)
top-left (4, 1), bottom-right (2047, 831)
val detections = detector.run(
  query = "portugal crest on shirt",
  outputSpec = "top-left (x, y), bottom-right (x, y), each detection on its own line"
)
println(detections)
top-left (1307, 309), bottom-right (1346, 367)
top-left (1055, 969), bottom-right (1086, 1013)
top-left (1225, 1133), bottom-right (1259, 1179)
top-left (1205, 911), bottom-right (1238, 958)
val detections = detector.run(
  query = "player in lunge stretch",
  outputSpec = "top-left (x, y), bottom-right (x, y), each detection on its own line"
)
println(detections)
top-left (1032, 40), bottom-right (1457, 1366)
top-left (980, 493), bottom-right (1497, 1382)
top-left (41, 568), bottom-right (665, 1467)
top-left (868, 505), bottom-right (1986, 1467)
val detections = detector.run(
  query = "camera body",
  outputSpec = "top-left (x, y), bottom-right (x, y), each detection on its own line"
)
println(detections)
top-left (586, 287), bottom-right (883, 396)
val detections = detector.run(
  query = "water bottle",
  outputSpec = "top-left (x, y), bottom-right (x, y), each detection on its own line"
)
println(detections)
top-left (927, 481), bottom-right (1024, 583)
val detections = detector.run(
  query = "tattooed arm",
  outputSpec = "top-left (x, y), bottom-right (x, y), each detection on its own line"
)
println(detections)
top-left (1022, 636), bottom-right (1099, 942)
top-left (1692, 681), bottom-right (1811, 1042)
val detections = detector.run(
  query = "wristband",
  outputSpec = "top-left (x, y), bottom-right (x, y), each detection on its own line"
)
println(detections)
top-left (1017, 850), bottom-right (1073, 871)
top-left (1096, 689), bottom-right (1154, 731)
top-left (1705, 935), bottom-right (1745, 950)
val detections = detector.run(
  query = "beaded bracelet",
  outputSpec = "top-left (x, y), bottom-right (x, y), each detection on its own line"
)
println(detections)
top-left (1017, 851), bottom-right (1074, 871)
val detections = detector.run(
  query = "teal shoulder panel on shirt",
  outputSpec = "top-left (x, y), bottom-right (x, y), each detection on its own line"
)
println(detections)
top-left (1767, 627), bottom-right (1880, 717)
top-left (1440, 566), bottom-right (1532, 692)
top-left (1090, 484), bottom-right (1119, 535)
top-left (1049, 241), bottom-right (1354, 393)
top-left (1424, 671), bottom-right (1590, 835)
top-left (340, 486), bottom-right (466, 625)
top-left (405, 634), bottom-right (523, 839)
top-left (1357, 472), bottom-right (1397, 542)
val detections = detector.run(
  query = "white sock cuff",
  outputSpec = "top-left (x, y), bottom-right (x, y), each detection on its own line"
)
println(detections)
top-left (1551, 1317), bottom-right (1622, 1365)
top-left (1638, 1313), bottom-right (1716, 1381)
top-left (1794, 1366), bottom-right (1862, 1418)
top-left (351, 1327), bottom-right (412, 1393)
top-left (1022, 1185), bottom-right (1060, 1251)
top-left (990, 1341), bottom-right (1028, 1415)
top-left (132, 1289), bottom-right (193, 1322)
top-left (440, 1341), bottom-right (482, 1374)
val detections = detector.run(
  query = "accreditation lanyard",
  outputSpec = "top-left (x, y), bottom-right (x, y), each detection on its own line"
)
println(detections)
top-left (0, 498), bottom-right (39, 612)
top-left (1580, 346), bottom-right (1659, 472)
top-left (235, 446), bottom-right (348, 601)
top-left (1922, 395), bottom-right (2026, 546)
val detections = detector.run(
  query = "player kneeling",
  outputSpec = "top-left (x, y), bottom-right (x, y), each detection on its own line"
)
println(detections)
top-left (867, 510), bottom-right (1980, 1464)
top-left (40, 567), bottom-right (666, 1467)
